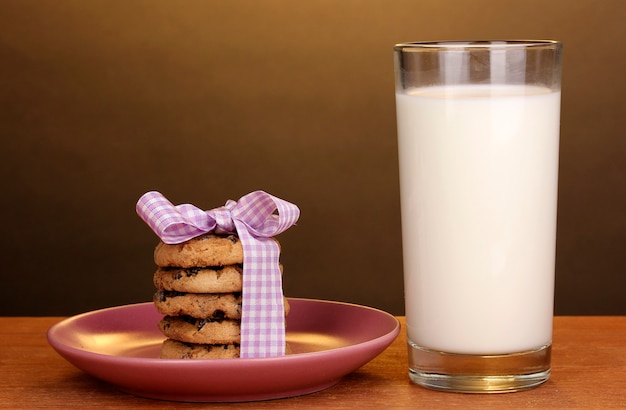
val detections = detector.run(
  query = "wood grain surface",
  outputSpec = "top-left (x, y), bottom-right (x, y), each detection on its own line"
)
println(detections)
top-left (1, 316), bottom-right (624, 409)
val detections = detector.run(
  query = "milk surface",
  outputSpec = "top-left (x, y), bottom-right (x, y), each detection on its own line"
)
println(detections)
top-left (396, 85), bottom-right (560, 354)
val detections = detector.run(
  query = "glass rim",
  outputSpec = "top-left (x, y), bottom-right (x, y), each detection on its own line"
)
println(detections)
top-left (394, 40), bottom-right (561, 51)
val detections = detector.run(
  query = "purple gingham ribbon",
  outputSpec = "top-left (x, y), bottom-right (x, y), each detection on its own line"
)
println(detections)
top-left (136, 191), bottom-right (300, 358)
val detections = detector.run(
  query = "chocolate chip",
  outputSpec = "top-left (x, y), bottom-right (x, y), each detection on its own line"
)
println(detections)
top-left (186, 267), bottom-right (200, 277)
top-left (212, 310), bottom-right (226, 320)
top-left (182, 316), bottom-right (198, 325)
top-left (196, 319), bottom-right (208, 331)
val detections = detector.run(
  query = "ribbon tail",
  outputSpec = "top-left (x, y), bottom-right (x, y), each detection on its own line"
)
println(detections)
top-left (236, 221), bottom-right (286, 358)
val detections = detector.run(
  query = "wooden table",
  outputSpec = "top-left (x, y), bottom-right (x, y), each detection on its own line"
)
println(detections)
top-left (1, 316), bottom-right (624, 409)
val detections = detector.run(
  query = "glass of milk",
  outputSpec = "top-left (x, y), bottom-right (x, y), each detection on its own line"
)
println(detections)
top-left (394, 40), bottom-right (562, 393)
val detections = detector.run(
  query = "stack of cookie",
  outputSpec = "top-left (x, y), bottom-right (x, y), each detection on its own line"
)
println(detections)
top-left (151, 233), bottom-right (289, 359)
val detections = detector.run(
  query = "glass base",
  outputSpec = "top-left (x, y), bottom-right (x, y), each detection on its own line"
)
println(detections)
top-left (408, 341), bottom-right (551, 393)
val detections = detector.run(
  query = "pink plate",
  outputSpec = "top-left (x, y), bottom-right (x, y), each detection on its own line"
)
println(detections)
top-left (47, 298), bottom-right (400, 402)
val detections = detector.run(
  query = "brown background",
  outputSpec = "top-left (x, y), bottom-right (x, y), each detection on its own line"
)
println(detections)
top-left (1, 0), bottom-right (624, 316)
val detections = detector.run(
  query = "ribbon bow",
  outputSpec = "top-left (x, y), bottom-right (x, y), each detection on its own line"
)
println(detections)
top-left (136, 190), bottom-right (300, 358)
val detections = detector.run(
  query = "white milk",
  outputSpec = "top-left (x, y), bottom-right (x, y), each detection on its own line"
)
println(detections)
top-left (396, 85), bottom-right (560, 355)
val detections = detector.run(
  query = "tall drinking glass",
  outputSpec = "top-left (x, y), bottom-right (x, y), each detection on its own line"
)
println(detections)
top-left (394, 40), bottom-right (562, 393)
